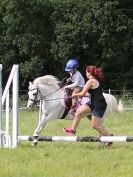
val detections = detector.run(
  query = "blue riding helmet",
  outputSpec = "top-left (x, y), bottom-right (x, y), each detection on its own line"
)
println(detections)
top-left (65, 59), bottom-right (79, 72)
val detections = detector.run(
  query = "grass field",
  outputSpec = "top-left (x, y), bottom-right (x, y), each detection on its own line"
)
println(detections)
top-left (0, 110), bottom-right (133, 177)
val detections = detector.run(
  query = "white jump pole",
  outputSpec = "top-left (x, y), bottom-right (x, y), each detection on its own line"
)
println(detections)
top-left (12, 65), bottom-right (19, 148)
top-left (5, 90), bottom-right (10, 147)
top-left (0, 64), bottom-right (2, 131)
top-left (6, 90), bottom-right (9, 134)
top-left (18, 135), bottom-right (133, 142)
top-left (1, 65), bottom-right (19, 148)
top-left (2, 65), bottom-right (18, 106)
top-left (0, 64), bottom-right (2, 147)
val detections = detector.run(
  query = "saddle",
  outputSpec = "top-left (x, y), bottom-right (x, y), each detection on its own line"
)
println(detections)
top-left (60, 88), bottom-right (72, 119)
top-left (64, 88), bottom-right (72, 108)
top-left (59, 76), bottom-right (73, 119)
top-left (60, 77), bottom-right (90, 119)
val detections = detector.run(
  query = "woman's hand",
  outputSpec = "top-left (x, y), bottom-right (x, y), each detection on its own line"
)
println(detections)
top-left (72, 93), bottom-right (78, 98)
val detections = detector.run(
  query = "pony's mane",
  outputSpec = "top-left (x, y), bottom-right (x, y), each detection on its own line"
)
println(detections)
top-left (34, 75), bottom-right (60, 88)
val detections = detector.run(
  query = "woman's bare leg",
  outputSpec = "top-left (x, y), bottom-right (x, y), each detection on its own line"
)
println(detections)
top-left (91, 115), bottom-right (110, 135)
top-left (71, 104), bottom-right (91, 131)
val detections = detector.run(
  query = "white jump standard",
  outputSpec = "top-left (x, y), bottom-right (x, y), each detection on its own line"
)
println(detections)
top-left (0, 65), bottom-right (19, 148)
top-left (18, 135), bottom-right (133, 142)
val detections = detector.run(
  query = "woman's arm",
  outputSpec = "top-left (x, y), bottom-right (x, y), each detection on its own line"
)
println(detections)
top-left (72, 80), bottom-right (93, 97)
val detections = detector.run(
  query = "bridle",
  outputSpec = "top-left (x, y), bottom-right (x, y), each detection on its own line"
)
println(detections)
top-left (28, 87), bottom-right (40, 105)
top-left (28, 85), bottom-right (61, 105)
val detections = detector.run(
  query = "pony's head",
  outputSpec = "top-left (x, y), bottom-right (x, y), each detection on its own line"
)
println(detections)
top-left (27, 75), bottom-right (60, 108)
top-left (27, 82), bottom-right (39, 108)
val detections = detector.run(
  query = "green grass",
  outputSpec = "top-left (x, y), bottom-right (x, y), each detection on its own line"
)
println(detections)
top-left (0, 110), bottom-right (133, 177)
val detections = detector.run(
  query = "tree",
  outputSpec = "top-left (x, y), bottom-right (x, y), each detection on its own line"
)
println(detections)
top-left (0, 0), bottom-right (133, 90)
top-left (51, 0), bottom-right (133, 89)
top-left (0, 0), bottom-right (55, 88)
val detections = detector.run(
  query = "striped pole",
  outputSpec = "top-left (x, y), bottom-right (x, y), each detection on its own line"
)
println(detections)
top-left (18, 135), bottom-right (133, 142)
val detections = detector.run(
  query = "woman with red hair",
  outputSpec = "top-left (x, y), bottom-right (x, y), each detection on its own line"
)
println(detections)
top-left (63, 65), bottom-right (113, 147)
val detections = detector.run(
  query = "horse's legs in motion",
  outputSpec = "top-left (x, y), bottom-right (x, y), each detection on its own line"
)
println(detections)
top-left (32, 112), bottom-right (58, 145)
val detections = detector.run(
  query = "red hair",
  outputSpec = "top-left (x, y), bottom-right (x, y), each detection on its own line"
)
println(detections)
top-left (86, 65), bottom-right (104, 81)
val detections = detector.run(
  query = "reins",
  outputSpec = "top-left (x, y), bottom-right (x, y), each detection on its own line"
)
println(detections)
top-left (29, 86), bottom-right (63, 104)
top-left (29, 85), bottom-right (89, 103)
top-left (42, 87), bottom-right (61, 98)
top-left (44, 95), bottom-right (89, 102)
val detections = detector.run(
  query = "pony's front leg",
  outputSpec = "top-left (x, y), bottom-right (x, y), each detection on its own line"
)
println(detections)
top-left (32, 112), bottom-right (57, 146)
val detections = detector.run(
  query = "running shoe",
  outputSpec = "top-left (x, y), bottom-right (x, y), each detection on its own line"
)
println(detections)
top-left (63, 127), bottom-right (76, 135)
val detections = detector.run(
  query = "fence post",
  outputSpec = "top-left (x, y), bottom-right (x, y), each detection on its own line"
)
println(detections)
top-left (12, 65), bottom-right (19, 148)
top-left (0, 65), bottom-right (19, 148)
top-left (0, 64), bottom-right (2, 131)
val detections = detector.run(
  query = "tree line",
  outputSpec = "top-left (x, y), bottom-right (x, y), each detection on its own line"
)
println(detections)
top-left (0, 0), bottom-right (133, 91)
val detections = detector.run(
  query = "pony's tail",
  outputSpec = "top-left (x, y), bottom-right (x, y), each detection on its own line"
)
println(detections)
top-left (117, 100), bottom-right (124, 112)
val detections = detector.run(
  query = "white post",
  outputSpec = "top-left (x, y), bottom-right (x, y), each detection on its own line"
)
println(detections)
top-left (2, 65), bottom-right (18, 106)
top-left (0, 64), bottom-right (2, 147)
top-left (6, 90), bottom-right (9, 134)
top-left (12, 65), bottom-right (19, 148)
top-left (0, 65), bottom-right (19, 148)
top-left (5, 90), bottom-right (10, 148)
top-left (0, 64), bottom-right (2, 131)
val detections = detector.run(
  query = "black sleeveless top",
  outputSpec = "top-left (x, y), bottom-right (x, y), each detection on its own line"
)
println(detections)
top-left (89, 85), bottom-right (107, 111)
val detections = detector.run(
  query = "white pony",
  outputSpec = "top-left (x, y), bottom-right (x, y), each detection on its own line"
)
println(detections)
top-left (27, 75), bottom-right (123, 145)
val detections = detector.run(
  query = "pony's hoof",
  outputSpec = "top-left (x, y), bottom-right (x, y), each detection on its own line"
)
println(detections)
top-left (32, 139), bottom-right (38, 146)
top-left (32, 135), bottom-right (38, 146)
